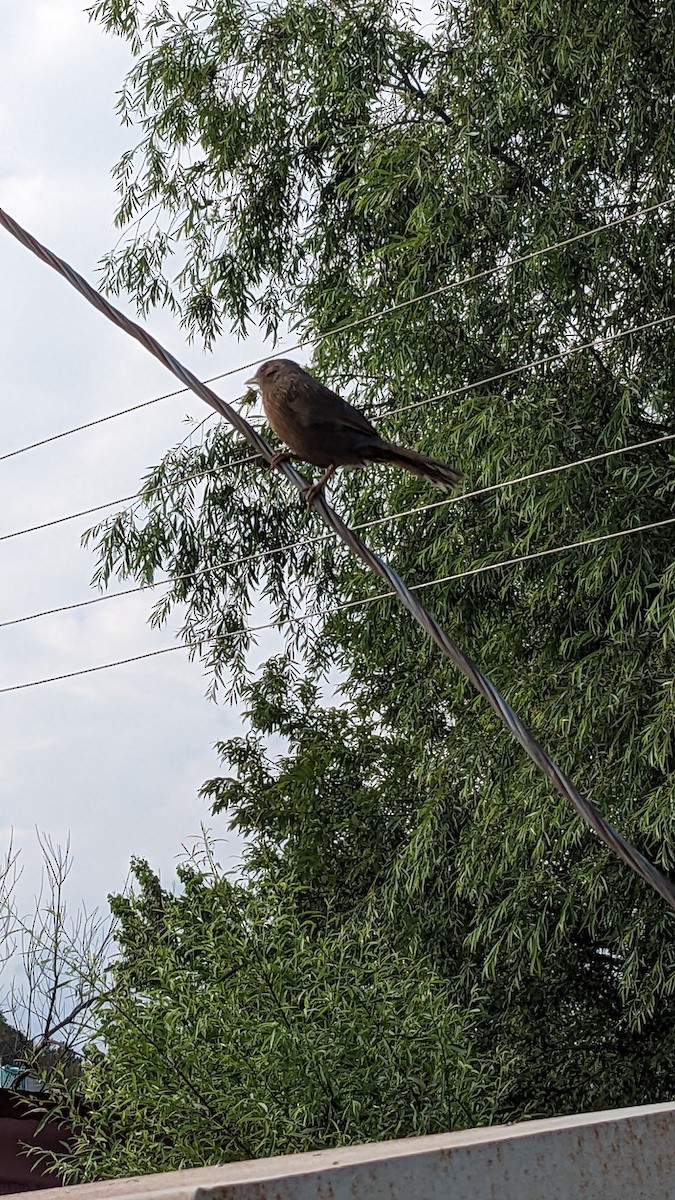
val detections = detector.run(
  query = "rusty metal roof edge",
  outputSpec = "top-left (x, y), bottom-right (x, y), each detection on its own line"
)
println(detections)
top-left (12, 1102), bottom-right (675, 1200)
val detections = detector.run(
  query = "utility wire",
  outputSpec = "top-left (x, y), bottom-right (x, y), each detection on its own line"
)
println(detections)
top-left (0, 385), bottom-right (193, 464)
top-left (1, 431), bottom-right (673, 629)
top-left (2, 205), bottom-right (673, 913)
top-left (1, 198), bottom-right (670, 465)
top-left (0, 451), bottom-right (260, 543)
top-left (1, 515), bottom-right (673, 694)
top-left (2, 314), bottom-right (673, 546)
top-left (0, 492), bottom-right (141, 542)
top-left (385, 314), bottom-right (675, 420)
top-left (407, 516), bottom-right (675, 596)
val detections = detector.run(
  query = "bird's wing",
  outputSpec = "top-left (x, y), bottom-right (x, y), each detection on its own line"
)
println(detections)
top-left (295, 376), bottom-right (380, 438)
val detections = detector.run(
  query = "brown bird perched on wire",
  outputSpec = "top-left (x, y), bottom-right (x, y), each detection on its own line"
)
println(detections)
top-left (247, 358), bottom-right (464, 503)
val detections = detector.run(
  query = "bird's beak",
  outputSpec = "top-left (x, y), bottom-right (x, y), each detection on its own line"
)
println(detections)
top-left (245, 375), bottom-right (258, 387)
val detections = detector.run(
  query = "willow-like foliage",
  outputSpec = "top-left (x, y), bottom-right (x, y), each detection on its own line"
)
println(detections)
top-left (48, 0), bottom-right (675, 1178)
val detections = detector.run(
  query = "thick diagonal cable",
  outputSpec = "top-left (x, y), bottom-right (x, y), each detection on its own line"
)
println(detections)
top-left (1, 204), bottom-right (673, 913)
top-left (1, 197), bottom-right (671, 465)
top-left (2, 430), bottom-right (673, 629)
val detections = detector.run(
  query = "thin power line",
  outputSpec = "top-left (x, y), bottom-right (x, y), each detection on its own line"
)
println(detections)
top-left (0, 383), bottom-right (263, 467)
top-left (0, 385), bottom-right (194, 463)
top-left (3, 206), bottom-right (673, 913)
top-left (409, 516), bottom-right (675, 595)
top-left (1, 514), bottom-right (672, 694)
top-left (1, 431), bottom-right (673, 630)
top-left (2, 312), bottom-right (673, 545)
top-left (314, 199), bottom-right (673, 339)
top-left (1, 198), bottom-right (670, 465)
top-left (384, 314), bottom-right (675, 421)
top-left (0, 451), bottom-right (262, 543)
top-left (0, 492), bottom-right (140, 541)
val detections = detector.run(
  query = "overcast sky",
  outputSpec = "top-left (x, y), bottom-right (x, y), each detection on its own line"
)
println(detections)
top-left (0, 0), bottom-right (441, 997)
top-left (0, 1), bottom-right (282, 933)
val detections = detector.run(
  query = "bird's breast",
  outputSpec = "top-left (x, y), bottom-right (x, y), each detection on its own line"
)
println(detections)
top-left (262, 388), bottom-right (334, 466)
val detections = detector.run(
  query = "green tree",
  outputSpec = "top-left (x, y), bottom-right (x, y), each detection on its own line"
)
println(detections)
top-left (44, 853), bottom-right (509, 1180)
top-left (58, 0), bottom-right (675, 1175)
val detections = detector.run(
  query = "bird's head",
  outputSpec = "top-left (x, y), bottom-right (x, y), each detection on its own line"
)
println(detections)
top-left (246, 359), bottom-right (303, 388)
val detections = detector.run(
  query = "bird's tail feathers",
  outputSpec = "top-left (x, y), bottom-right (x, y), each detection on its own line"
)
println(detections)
top-left (371, 442), bottom-right (465, 492)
